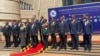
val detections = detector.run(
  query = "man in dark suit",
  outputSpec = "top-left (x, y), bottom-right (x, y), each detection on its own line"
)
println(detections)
top-left (69, 14), bottom-right (80, 50)
top-left (25, 19), bottom-right (31, 45)
top-left (17, 20), bottom-right (22, 45)
top-left (31, 15), bottom-right (40, 43)
top-left (39, 16), bottom-right (45, 43)
top-left (3, 22), bottom-right (11, 48)
top-left (11, 21), bottom-right (20, 47)
top-left (58, 15), bottom-right (69, 50)
top-left (32, 15), bottom-right (40, 30)
top-left (49, 17), bottom-right (58, 49)
top-left (30, 18), bottom-right (39, 47)
top-left (81, 14), bottom-right (88, 46)
top-left (82, 15), bottom-right (93, 52)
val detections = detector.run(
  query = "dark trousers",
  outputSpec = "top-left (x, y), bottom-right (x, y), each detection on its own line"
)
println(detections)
top-left (18, 33), bottom-right (20, 45)
top-left (13, 35), bottom-right (19, 47)
top-left (4, 35), bottom-right (11, 47)
top-left (59, 34), bottom-right (67, 49)
top-left (71, 34), bottom-right (79, 49)
top-left (83, 34), bottom-right (92, 50)
top-left (40, 33), bottom-right (43, 43)
top-left (83, 35), bottom-right (85, 47)
top-left (43, 35), bottom-right (48, 48)
top-left (40, 29), bottom-right (43, 43)
top-left (51, 34), bottom-right (57, 48)
top-left (31, 35), bottom-right (38, 47)
top-left (26, 33), bottom-right (30, 45)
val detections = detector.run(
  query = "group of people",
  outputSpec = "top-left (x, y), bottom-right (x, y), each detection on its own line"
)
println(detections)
top-left (3, 14), bottom-right (93, 52)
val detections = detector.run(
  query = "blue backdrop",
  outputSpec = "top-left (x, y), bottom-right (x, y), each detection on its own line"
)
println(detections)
top-left (48, 2), bottom-right (100, 34)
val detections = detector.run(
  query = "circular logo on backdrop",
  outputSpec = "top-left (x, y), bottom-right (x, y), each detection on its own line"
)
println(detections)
top-left (94, 19), bottom-right (97, 22)
top-left (50, 10), bottom-right (57, 17)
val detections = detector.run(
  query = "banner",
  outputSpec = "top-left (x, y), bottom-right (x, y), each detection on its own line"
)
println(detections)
top-left (48, 2), bottom-right (100, 34)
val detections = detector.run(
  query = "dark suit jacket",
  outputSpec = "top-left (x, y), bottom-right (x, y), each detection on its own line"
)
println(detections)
top-left (39, 20), bottom-right (44, 30)
top-left (58, 20), bottom-right (69, 34)
top-left (33, 19), bottom-right (40, 30)
top-left (3, 25), bottom-right (11, 36)
top-left (30, 23), bottom-right (38, 35)
top-left (69, 19), bottom-right (80, 34)
top-left (11, 24), bottom-right (20, 36)
top-left (26, 22), bottom-right (31, 34)
top-left (49, 21), bottom-right (58, 34)
top-left (82, 19), bottom-right (93, 35)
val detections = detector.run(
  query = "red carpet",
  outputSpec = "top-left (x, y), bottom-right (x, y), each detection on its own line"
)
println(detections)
top-left (10, 43), bottom-right (44, 56)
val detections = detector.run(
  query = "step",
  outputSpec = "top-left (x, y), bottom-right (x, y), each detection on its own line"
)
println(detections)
top-left (46, 50), bottom-right (100, 56)
top-left (0, 47), bottom-right (20, 52)
top-left (30, 53), bottom-right (83, 56)
top-left (46, 46), bottom-right (100, 56)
